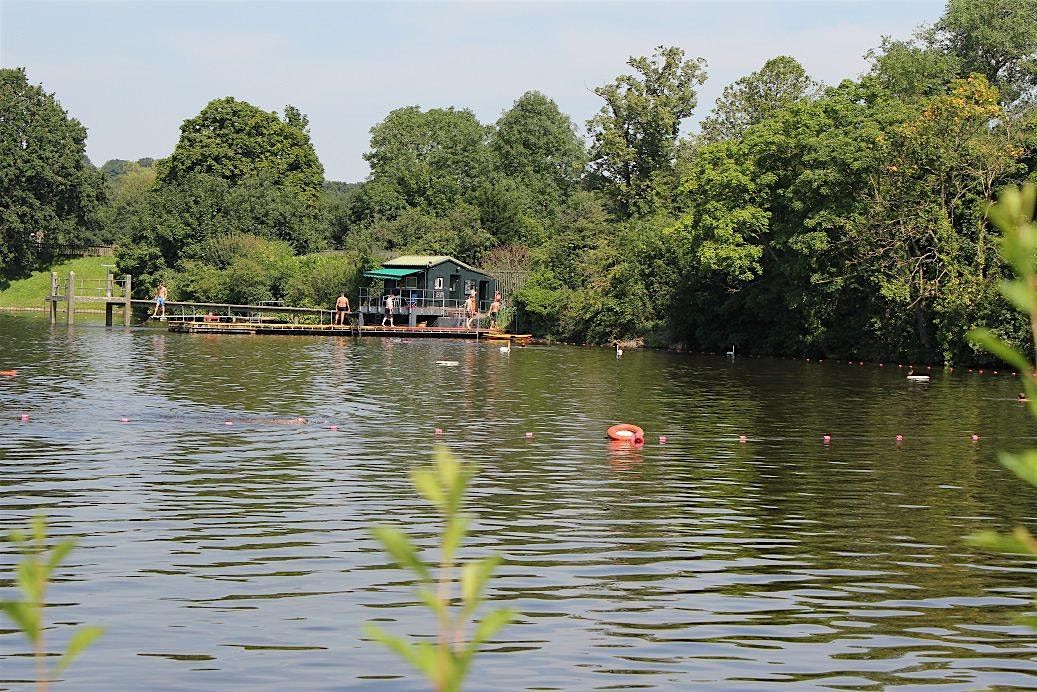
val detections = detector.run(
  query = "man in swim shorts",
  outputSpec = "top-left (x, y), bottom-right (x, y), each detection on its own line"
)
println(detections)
top-left (334, 291), bottom-right (351, 326)
top-left (153, 282), bottom-right (168, 318)
top-left (488, 292), bottom-right (502, 330)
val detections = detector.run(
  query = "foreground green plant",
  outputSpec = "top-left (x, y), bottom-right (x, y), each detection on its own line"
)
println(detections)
top-left (966, 183), bottom-right (1037, 629)
top-left (365, 448), bottom-right (515, 692)
top-left (1, 515), bottom-right (104, 690)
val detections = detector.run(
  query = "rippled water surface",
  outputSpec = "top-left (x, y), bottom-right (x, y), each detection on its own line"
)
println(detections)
top-left (1, 314), bottom-right (1036, 690)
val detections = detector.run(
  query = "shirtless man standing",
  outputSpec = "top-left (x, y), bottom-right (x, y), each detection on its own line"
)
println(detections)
top-left (153, 282), bottom-right (168, 319)
top-left (465, 290), bottom-right (478, 328)
top-left (334, 292), bottom-right (351, 326)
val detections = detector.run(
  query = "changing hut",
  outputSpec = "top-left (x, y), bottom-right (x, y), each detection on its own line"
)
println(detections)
top-left (357, 255), bottom-right (496, 328)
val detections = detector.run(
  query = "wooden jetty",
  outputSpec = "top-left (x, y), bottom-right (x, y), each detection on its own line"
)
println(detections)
top-left (168, 320), bottom-right (531, 342)
top-left (46, 270), bottom-right (134, 326)
top-left (45, 270), bottom-right (532, 342)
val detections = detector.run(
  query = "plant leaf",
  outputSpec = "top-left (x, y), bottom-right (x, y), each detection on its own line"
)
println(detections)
top-left (471, 607), bottom-right (516, 646)
top-left (411, 468), bottom-right (445, 511)
top-left (54, 626), bottom-right (104, 674)
top-left (363, 623), bottom-right (430, 674)
top-left (415, 586), bottom-right (448, 620)
top-left (965, 530), bottom-right (1035, 555)
top-left (370, 526), bottom-right (431, 581)
top-left (1, 600), bottom-right (40, 639)
top-left (967, 328), bottom-right (1032, 373)
top-left (999, 279), bottom-right (1036, 314)
top-left (461, 555), bottom-right (502, 616)
top-left (47, 538), bottom-right (77, 571)
top-left (442, 515), bottom-right (470, 563)
top-left (998, 450), bottom-right (1037, 488)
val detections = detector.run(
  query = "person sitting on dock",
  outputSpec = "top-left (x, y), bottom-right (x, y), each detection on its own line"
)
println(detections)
top-left (488, 292), bottom-right (502, 330)
top-left (382, 292), bottom-right (396, 327)
top-left (334, 292), bottom-right (351, 327)
top-left (152, 282), bottom-right (168, 319)
top-left (465, 290), bottom-right (478, 328)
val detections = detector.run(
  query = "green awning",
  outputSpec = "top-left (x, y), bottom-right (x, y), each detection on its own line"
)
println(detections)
top-left (363, 267), bottom-right (423, 279)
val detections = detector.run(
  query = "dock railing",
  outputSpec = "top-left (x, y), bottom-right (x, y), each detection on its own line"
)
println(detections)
top-left (357, 288), bottom-right (501, 329)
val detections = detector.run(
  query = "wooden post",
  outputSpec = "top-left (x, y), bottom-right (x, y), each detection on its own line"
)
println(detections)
top-left (123, 275), bottom-right (132, 326)
top-left (66, 271), bottom-right (76, 325)
top-left (105, 303), bottom-right (114, 327)
top-left (49, 272), bottom-right (58, 324)
top-left (105, 273), bottom-right (113, 298)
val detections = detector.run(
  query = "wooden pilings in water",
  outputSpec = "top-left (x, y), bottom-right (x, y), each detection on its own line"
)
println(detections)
top-left (47, 271), bottom-right (132, 327)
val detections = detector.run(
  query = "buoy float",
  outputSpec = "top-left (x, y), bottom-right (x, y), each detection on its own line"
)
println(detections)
top-left (607, 423), bottom-right (644, 444)
top-left (971, 434), bottom-right (979, 441)
top-left (120, 417), bottom-right (129, 423)
top-left (224, 420), bottom-right (233, 426)
top-left (19, 414), bottom-right (29, 421)
top-left (739, 435), bottom-right (747, 443)
top-left (525, 432), bottom-right (534, 439)
top-left (0, 370), bottom-right (17, 377)
top-left (658, 435), bottom-right (667, 444)
top-left (434, 428), bottom-right (444, 435)
top-left (895, 434), bottom-right (903, 442)
top-left (823, 434), bottom-right (831, 444)
top-left (329, 424), bottom-right (339, 431)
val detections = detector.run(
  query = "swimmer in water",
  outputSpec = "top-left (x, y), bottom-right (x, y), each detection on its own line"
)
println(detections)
top-left (1019, 393), bottom-right (1028, 403)
top-left (270, 417), bottom-right (307, 425)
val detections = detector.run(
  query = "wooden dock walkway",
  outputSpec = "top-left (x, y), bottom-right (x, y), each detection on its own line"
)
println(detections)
top-left (45, 270), bottom-right (532, 342)
top-left (167, 320), bottom-right (531, 342)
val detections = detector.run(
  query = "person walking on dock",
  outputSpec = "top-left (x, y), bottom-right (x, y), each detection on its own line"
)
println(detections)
top-left (488, 292), bottom-right (502, 330)
top-left (334, 292), bottom-right (351, 327)
top-left (152, 282), bottom-right (168, 319)
top-left (465, 290), bottom-right (478, 328)
top-left (382, 292), bottom-right (395, 327)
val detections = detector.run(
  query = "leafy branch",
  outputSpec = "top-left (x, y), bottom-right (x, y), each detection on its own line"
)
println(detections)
top-left (1, 515), bottom-right (104, 691)
top-left (966, 183), bottom-right (1037, 630)
top-left (365, 448), bottom-right (515, 692)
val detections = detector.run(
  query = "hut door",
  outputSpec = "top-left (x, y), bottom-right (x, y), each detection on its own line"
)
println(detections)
top-left (449, 273), bottom-right (462, 302)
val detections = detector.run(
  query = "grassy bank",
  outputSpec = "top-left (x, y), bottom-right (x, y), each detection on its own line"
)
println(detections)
top-left (0, 256), bottom-right (114, 309)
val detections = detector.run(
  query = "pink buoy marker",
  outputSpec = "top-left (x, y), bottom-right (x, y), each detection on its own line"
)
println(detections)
top-left (525, 432), bottom-right (534, 439)
top-left (739, 435), bottom-right (747, 443)
top-left (224, 420), bottom-right (233, 426)
top-left (658, 435), bottom-right (667, 444)
top-left (823, 434), bottom-right (832, 444)
top-left (120, 417), bottom-right (129, 423)
top-left (19, 414), bottom-right (29, 422)
top-left (895, 434), bottom-right (903, 442)
top-left (434, 428), bottom-right (444, 436)
top-left (971, 434), bottom-right (979, 442)
top-left (329, 424), bottom-right (338, 431)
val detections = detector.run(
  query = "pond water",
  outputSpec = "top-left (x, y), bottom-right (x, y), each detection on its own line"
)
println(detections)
top-left (0, 313), bottom-right (1035, 690)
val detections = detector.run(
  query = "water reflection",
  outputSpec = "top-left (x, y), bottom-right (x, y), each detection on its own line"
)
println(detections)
top-left (0, 314), bottom-right (1035, 689)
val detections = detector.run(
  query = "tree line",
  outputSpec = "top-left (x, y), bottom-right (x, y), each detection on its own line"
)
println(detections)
top-left (2, 0), bottom-right (1036, 363)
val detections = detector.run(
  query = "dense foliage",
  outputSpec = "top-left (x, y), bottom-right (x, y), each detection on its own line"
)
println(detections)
top-left (9, 0), bottom-right (1037, 363)
top-left (0, 68), bottom-right (106, 276)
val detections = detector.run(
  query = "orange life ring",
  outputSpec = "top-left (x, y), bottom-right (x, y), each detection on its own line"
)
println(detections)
top-left (607, 423), bottom-right (645, 443)
top-left (0, 370), bottom-right (17, 377)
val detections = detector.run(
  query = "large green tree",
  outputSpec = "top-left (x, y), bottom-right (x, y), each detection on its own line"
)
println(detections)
top-left (699, 56), bottom-right (816, 143)
top-left (934, 0), bottom-right (1037, 104)
top-left (0, 68), bottom-right (106, 274)
top-left (490, 91), bottom-right (586, 220)
top-left (587, 46), bottom-right (707, 218)
top-left (158, 98), bottom-right (324, 201)
top-left (362, 105), bottom-right (490, 215)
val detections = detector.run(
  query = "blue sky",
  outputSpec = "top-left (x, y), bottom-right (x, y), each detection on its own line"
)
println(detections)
top-left (1, 1), bottom-right (944, 181)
